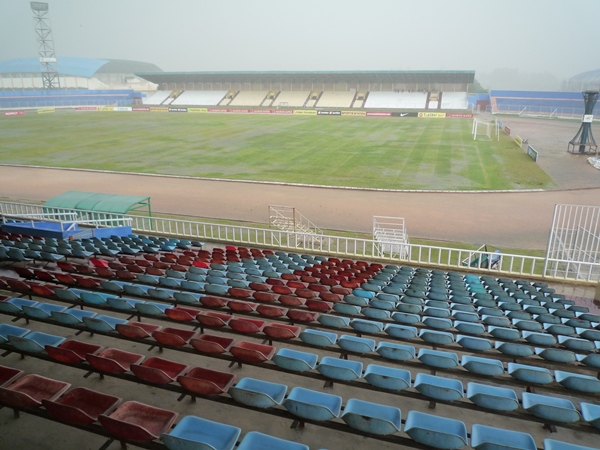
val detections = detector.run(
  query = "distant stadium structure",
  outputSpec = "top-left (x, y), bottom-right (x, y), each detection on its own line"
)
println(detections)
top-left (0, 57), bottom-right (161, 91)
top-left (566, 68), bottom-right (600, 92)
top-left (135, 70), bottom-right (474, 109)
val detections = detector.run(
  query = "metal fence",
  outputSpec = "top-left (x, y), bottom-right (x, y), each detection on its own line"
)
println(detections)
top-left (1, 200), bottom-right (598, 283)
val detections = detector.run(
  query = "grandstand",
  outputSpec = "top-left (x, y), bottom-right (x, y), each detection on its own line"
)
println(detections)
top-left (270, 91), bottom-right (310, 107)
top-left (315, 91), bottom-right (356, 108)
top-left (490, 90), bottom-right (600, 118)
top-left (228, 91), bottom-right (269, 107)
top-left (364, 91), bottom-right (429, 109)
top-left (0, 197), bottom-right (599, 450)
top-left (170, 90), bottom-right (227, 106)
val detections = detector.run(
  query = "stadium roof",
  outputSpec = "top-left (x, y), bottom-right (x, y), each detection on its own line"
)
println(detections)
top-left (135, 70), bottom-right (475, 85)
top-left (570, 69), bottom-right (600, 83)
top-left (0, 57), bottom-right (162, 77)
top-left (44, 190), bottom-right (151, 216)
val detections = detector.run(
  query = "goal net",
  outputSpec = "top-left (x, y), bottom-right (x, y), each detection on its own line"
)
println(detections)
top-left (472, 118), bottom-right (499, 141)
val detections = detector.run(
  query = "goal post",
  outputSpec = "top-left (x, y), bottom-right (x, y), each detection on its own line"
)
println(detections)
top-left (472, 118), bottom-right (499, 142)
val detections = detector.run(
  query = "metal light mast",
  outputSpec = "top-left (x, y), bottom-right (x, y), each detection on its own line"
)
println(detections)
top-left (568, 90), bottom-right (598, 154)
top-left (30, 2), bottom-right (61, 89)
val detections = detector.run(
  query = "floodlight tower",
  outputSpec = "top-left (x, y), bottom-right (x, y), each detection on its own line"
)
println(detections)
top-left (30, 2), bottom-right (61, 89)
top-left (568, 90), bottom-right (598, 154)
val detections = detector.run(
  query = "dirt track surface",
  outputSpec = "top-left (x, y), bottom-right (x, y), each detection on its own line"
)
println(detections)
top-left (1, 116), bottom-right (599, 251)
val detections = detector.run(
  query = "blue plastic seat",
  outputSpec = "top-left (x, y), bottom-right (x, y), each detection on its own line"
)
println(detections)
top-left (173, 292), bottom-right (202, 305)
top-left (341, 398), bottom-right (401, 435)
top-left (422, 316), bottom-right (453, 330)
top-left (488, 326), bottom-right (521, 341)
top-left (0, 324), bottom-right (30, 344)
top-left (8, 331), bottom-right (66, 353)
top-left (404, 410), bottom-right (468, 449)
top-left (362, 307), bottom-right (391, 320)
top-left (522, 330), bottom-right (557, 346)
top-left (180, 280), bottom-right (204, 292)
top-left (419, 329), bottom-right (455, 345)
top-left (228, 378), bottom-right (287, 408)
top-left (236, 431), bottom-right (309, 450)
top-left (299, 329), bottom-right (338, 347)
top-left (507, 363), bottom-right (553, 384)
top-left (159, 277), bottom-right (182, 288)
top-left (581, 402), bottom-right (600, 430)
top-left (317, 314), bottom-right (350, 329)
top-left (161, 415), bottom-right (241, 450)
top-left (482, 315), bottom-right (511, 327)
top-left (576, 352), bottom-right (600, 369)
top-left (522, 392), bottom-right (580, 423)
top-left (494, 341), bottom-right (535, 358)
top-left (391, 312), bottom-right (420, 324)
top-left (343, 294), bottom-right (369, 306)
top-left (456, 335), bottom-right (492, 351)
top-left (350, 318), bottom-right (384, 334)
top-left (337, 335), bottom-right (375, 354)
top-left (554, 370), bottom-right (600, 393)
top-left (471, 424), bottom-right (536, 450)
top-left (453, 321), bottom-right (485, 336)
top-left (332, 303), bottom-right (361, 315)
top-left (135, 301), bottom-right (170, 316)
top-left (466, 382), bottom-right (519, 411)
top-left (317, 357), bottom-right (362, 381)
top-left (148, 288), bottom-right (176, 300)
top-left (375, 342), bottom-right (415, 361)
top-left (417, 348), bottom-right (459, 369)
top-left (558, 335), bottom-right (595, 352)
top-left (51, 308), bottom-right (97, 325)
top-left (534, 347), bottom-right (576, 364)
top-left (364, 364), bottom-right (411, 391)
top-left (80, 291), bottom-right (116, 306)
top-left (204, 284), bottom-right (229, 296)
top-left (414, 373), bottom-right (463, 402)
top-left (100, 280), bottom-right (129, 293)
top-left (0, 298), bottom-right (39, 314)
top-left (22, 303), bottom-right (67, 320)
top-left (283, 387), bottom-right (342, 422)
top-left (384, 323), bottom-right (417, 339)
top-left (107, 297), bottom-right (146, 311)
top-left (461, 355), bottom-right (504, 376)
top-left (83, 315), bottom-right (129, 333)
top-left (272, 348), bottom-right (318, 373)
top-left (543, 439), bottom-right (596, 450)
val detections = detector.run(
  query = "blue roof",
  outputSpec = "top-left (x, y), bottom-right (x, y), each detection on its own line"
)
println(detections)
top-left (0, 57), bottom-right (109, 77)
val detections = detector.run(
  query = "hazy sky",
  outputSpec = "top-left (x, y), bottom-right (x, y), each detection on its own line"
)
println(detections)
top-left (1, 0), bottom-right (598, 80)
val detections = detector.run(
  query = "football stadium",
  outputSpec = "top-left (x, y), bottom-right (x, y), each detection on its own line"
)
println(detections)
top-left (2, 3), bottom-right (600, 450)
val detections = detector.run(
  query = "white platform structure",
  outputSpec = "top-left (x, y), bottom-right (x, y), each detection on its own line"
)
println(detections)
top-left (373, 216), bottom-right (409, 259)
top-left (315, 91), bottom-right (355, 108)
top-left (364, 92), bottom-right (427, 109)
top-left (272, 91), bottom-right (311, 107)
top-left (142, 90), bottom-right (171, 105)
top-left (546, 204), bottom-right (600, 280)
top-left (171, 90), bottom-right (228, 106)
top-left (441, 92), bottom-right (468, 109)
top-left (229, 91), bottom-right (269, 107)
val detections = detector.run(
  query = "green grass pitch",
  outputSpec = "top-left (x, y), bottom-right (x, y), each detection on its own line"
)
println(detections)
top-left (0, 111), bottom-right (553, 190)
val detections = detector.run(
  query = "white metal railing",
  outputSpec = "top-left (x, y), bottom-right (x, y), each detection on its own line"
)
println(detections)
top-left (0, 200), bottom-right (597, 282)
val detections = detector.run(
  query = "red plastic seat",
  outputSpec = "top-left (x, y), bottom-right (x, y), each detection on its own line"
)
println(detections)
top-left (178, 367), bottom-right (236, 396)
top-left (57, 261), bottom-right (76, 272)
top-left (278, 295), bottom-right (306, 307)
top-left (135, 258), bottom-right (153, 268)
top-left (305, 299), bottom-right (333, 312)
top-left (281, 273), bottom-right (300, 281)
top-left (229, 317), bottom-right (266, 334)
top-left (300, 276), bottom-right (319, 284)
top-left (296, 288), bottom-right (318, 299)
top-left (115, 321), bottom-right (162, 339)
top-left (119, 257), bottom-right (136, 265)
top-left (90, 258), bottom-right (110, 268)
top-left (272, 285), bottom-right (294, 295)
top-left (46, 340), bottom-right (103, 364)
top-left (331, 286), bottom-right (352, 296)
top-left (145, 267), bottom-right (165, 276)
top-left (6, 278), bottom-right (32, 293)
top-left (248, 282), bottom-right (270, 292)
top-left (341, 280), bottom-right (361, 289)
top-left (0, 374), bottom-right (70, 410)
top-left (228, 300), bottom-right (258, 313)
top-left (74, 264), bottom-right (95, 275)
top-left (95, 267), bottom-right (115, 277)
top-left (43, 387), bottom-right (121, 426)
top-left (190, 334), bottom-right (235, 354)
top-left (319, 292), bottom-right (343, 303)
top-left (153, 261), bottom-right (170, 270)
top-left (256, 304), bottom-right (288, 318)
top-left (228, 288), bottom-right (253, 299)
top-left (0, 365), bottom-right (23, 388)
top-left (108, 262), bottom-right (126, 271)
top-left (230, 341), bottom-right (276, 364)
top-left (199, 295), bottom-right (228, 308)
top-left (286, 309), bottom-right (319, 323)
top-left (131, 357), bottom-right (189, 385)
top-left (31, 283), bottom-right (57, 297)
top-left (263, 323), bottom-right (301, 341)
top-left (144, 254), bottom-right (160, 262)
top-left (193, 260), bottom-right (210, 268)
top-left (252, 291), bottom-right (278, 303)
top-left (165, 306), bottom-right (200, 322)
top-left (76, 277), bottom-right (101, 289)
top-left (266, 278), bottom-right (285, 286)
top-left (152, 327), bottom-right (198, 347)
top-left (116, 270), bottom-right (136, 280)
top-left (99, 400), bottom-right (178, 444)
top-left (33, 269), bottom-right (55, 282)
top-left (86, 348), bottom-right (144, 375)
top-left (287, 280), bottom-right (307, 290)
top-left (125, 264), bottom-right (144, 274)
top-left (54, 272), bottom-right (78, 285)
top-left (308, 284), bottom-right (329, 293)
top-left (196, 311), bottom-right (232, 329)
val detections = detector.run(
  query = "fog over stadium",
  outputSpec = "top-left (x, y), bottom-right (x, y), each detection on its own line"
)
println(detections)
top-left (1, 0), bottom-right (599, 89)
